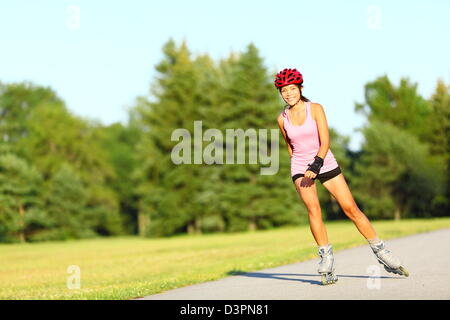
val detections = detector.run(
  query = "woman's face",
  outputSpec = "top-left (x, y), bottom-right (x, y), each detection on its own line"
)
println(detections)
top-left (280, 84), bottom-right (301, 106)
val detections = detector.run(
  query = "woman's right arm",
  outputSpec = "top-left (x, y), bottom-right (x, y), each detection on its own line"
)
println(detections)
top-left (277, 114), bottom-right (293, 159)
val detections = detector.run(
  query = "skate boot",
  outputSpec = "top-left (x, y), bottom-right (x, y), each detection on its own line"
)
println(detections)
top-left (317, 244), bottom-right (338, 285)
top-left (370, 240), bottom-right (409, 277)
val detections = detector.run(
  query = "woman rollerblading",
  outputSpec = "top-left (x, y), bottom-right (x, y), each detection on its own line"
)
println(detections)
top-left (275, 68), bottom-right (410, 285)
top-left (318, 244), bottom-right (338, 285)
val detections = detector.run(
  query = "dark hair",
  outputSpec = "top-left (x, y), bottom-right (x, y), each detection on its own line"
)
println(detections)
top-left (279, 84), bottom-right (310, 102)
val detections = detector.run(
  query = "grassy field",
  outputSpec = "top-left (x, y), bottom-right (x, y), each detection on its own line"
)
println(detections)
top-left (1, 217), bottom-right (450, 300)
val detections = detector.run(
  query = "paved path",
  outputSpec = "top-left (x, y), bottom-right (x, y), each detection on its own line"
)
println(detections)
top-left (137, 228), bottom-right (450, 300)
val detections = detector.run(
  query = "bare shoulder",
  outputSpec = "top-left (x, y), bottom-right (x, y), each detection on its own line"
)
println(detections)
top-left (310, 102), bottom-right (325, 120)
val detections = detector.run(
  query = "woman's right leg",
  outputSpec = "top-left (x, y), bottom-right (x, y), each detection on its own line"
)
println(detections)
top-left (294, 177), bottom-right (329, 246)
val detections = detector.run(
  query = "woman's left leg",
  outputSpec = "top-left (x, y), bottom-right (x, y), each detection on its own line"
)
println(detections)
top-left (321, 172), bottom-right (410, 276)
top-left (321, 173), bottom-right (377, 240)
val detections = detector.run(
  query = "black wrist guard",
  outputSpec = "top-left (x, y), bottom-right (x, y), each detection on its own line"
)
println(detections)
top-left (307, 156), bottom-right (324, 174)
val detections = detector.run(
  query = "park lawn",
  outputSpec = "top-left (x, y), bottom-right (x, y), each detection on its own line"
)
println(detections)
top-left (1, 217), bottom-right (449, 300)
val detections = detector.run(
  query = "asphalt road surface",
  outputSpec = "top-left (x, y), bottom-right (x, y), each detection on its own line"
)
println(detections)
top-left (136, 228), bottom-right (450, 300)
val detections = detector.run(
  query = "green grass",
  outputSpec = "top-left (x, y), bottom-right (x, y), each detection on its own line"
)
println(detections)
top-left (1, 217), bottom-right (450, 300)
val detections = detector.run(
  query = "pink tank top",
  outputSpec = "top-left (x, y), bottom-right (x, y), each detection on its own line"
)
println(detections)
top-left (281, 101), bottom-right (339, 176)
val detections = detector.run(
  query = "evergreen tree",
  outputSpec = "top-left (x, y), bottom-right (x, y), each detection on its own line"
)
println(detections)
top-left (424, 79), bottom-right (450, 216)
top-left (134, 39), bottom-right (205, 236)
top-left (214, 43), bottom-right (303, 231)
top-left (0, 154), bottom-right (43, 242)
top-left (132, 39), bottom-right (360, 237)
top-left (133, 40), bottom-right (310, 237)
top-left (98, 122), bottom-right (141, 234)
top-left (44, 163), bottom-right (91, 240)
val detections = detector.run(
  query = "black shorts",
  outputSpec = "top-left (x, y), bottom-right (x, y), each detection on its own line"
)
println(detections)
top-left (292, 166), bottom-right (341, 184)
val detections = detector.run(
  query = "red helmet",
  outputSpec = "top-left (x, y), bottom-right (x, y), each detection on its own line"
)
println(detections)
top-left (274, 68), bottom-right (303, 88)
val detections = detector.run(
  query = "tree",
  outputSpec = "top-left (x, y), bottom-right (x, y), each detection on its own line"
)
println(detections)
top-left (44, 163), bottom-right (90, 240)
top-left (354, 77), bottom-right (449, 219)
top-left (0, 154), bottom-right (43, 242)
top-left (213, 43), bottom-right (303, 231)
top-left (0, 81), bottom-right (64, 144)
top-left (15, 102), bottom-right (115, 182)
top-left (424, 79), bottom-right (450, 215)
top-left (352, 121), bottom-right (445, 220)
top-left (133, 38), bottom-right (205, 236)
top-left (355, 75), bottom-right (432, 142)
top-left (133, 40), bottom-right (308, 237)
top-left (97, 122), bottom-right (141, 234)
top-left (15, 102), bottom-right (124, 236)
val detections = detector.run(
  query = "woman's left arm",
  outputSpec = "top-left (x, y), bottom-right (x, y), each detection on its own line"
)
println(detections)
top-left (314, 103), bottom-right (330, 159)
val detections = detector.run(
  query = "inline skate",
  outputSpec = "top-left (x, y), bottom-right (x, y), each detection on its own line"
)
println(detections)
top-left (318, 244), bottom-right (338, 285)
top-left (370, 240), bottom-right (409, 277)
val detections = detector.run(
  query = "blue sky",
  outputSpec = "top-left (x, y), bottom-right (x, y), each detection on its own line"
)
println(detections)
top-left (1, 0), bottom-right (449, 150)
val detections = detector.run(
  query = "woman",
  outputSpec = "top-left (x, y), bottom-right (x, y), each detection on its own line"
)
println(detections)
top-left (275, 68), bottom-right (409, 285)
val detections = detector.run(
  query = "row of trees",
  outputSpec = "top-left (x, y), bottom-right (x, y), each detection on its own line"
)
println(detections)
top-left (0, 84), bottom-right (139, 242)
top-left (351, 77), bottom-right (449, 220)
top-left (0, 39), bottom-right (448, 242)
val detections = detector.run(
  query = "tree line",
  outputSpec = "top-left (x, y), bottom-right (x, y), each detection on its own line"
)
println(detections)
top-left (0, 38), bottom-right (448, 242)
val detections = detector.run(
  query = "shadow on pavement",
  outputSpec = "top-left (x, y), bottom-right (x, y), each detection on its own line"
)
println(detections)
top-left (227, 270), bottom-right (403, 286)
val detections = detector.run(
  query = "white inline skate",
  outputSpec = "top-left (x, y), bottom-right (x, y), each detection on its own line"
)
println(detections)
top-left (317, 244), bottom-right (338, 285)
top-left (370, 240), bottom-right (409, 277)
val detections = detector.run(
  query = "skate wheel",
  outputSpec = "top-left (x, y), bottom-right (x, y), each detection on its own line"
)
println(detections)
top-left (399, 266), bottom-right (409, 277)
top-left (321, 274), bottom-right (338, 285)
top-left (321, 274), bottom-right (327, 285)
